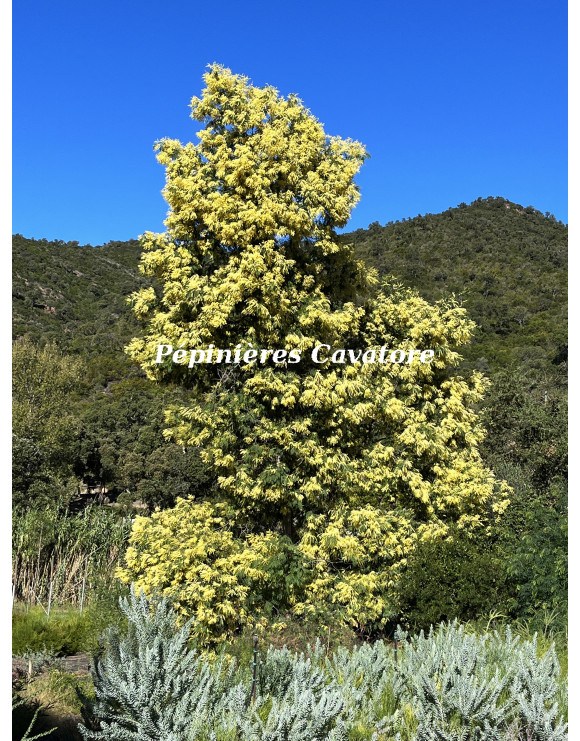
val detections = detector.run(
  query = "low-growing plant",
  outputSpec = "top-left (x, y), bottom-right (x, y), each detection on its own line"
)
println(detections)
top-left (79, 590), bottom-right (567, 740)
top-left (14, 647), bottom-right (64, 684)
top-left (29, 670), bottom-right (94, 717)
top-left (12, 603), bottom-right (127, 656)
top-left (12, 584), bottom-right (128, 656)
top-left (13, 607), bottom-right (90, 656)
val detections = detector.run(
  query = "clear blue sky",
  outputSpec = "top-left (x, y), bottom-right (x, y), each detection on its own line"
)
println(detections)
top-left (13, 0), bottom-right (567, 245)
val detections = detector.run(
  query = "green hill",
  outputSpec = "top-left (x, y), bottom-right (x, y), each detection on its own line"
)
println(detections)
top-left (13, 195), bottom-right (567, 501)
top-left (344, 195), bottom-right (567, 372)
top-left (12, 234), bottom-right (146, 380)
top-left (14, 196), bottom-right (567, 374)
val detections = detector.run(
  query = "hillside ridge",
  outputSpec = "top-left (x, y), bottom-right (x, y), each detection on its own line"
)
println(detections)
top-left (13, 196), bottom-right (567, 375)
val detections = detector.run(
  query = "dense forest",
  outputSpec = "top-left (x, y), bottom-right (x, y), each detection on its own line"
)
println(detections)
top-left (12, 196), bottom-right (567, 631)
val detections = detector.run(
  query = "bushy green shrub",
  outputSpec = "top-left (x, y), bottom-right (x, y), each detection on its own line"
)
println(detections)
top-left (12, 590), bottom-right (127, 656)
top-left (13, 608), bottom-right (92, 656)
top-left (394, 527), bottom-right (510, 631)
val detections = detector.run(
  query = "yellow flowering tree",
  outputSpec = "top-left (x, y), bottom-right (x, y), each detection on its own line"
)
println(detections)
top-left (118, 65), bottom-right (509, 642)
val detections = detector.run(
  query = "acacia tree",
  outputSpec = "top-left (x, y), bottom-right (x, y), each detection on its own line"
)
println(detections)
top-left (119, 65), bottom-right (509, 642)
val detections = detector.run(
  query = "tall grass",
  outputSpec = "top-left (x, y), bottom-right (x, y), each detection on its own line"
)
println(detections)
top-left (12, 503), bottom-right (131, 607)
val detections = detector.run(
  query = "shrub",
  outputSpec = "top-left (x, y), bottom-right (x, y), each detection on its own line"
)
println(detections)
top-left (394, 527), bottom-right (510, 631)
top-left (79, 588), bottom-right (239, 740)
top-left (12, 592), bottom-right (127, 656)
top-left (80, 591), bottom-right (567, 740)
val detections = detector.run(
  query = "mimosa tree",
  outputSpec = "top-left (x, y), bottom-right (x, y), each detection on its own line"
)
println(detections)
top-left (118, 65), bottom-right (509, 643)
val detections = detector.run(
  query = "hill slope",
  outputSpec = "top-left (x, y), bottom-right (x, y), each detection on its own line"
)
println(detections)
top-left (12, 235), bottom-right (147, 368)
top-left (14, 196), bottom-right (567, 375)
top-left (344, 196), bottom-right (567, 371)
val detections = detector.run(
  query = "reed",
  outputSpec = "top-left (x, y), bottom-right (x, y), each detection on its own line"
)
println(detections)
top-left (13, 503), bottom-right (130, 608)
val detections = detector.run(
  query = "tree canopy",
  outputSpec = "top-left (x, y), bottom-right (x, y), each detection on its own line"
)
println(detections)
top-left (12, 339), bottom-right (85, 509)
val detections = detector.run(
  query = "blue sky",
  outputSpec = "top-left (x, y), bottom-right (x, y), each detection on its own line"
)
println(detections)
top-left (13, 0), bottom-right (567, 245)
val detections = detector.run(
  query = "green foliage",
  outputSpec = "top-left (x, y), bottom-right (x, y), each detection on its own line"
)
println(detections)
top-left (502, 486), bottom-right (567, 621)
top-left (75, 377), bottom-right (212, 507)
top-left (33, 669), bottom-right (93, 717)
top-left (480, 365), bottom-right (567, 492)
top-left (13, 669), bottom-right (94, 741)
top-left (12, 596), bottom-right (127, 656)
top-left (346, 196), bottom-right (567, 373)
top-left (12, 340), bottom-right (86, 510)
top-left (12, 604), bottom-right (84, 656)
top-left (13, 502), bottom-right (131, 606)
top-left (12, 234), bottom-right (146, 368)
top-left (225, 620), bottom-right (359, 666)
top-left (479, 365), bottom-right (567, 621)
top-left (394, 527), bottom-right (510, 631)
top-left (11, 332), bottom-right (212, 512)
top-left (12, 232), bottom-right (213, 512)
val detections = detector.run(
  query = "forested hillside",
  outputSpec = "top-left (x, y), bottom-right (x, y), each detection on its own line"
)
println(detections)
top-left (12, 235), bottom-right (144, 383)
top-left (12, 196), bottom-right (567, 629)
top-left (13, 196), bottom-right (567, 373)
top-left (344, 195), bottom-right (567, 371)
